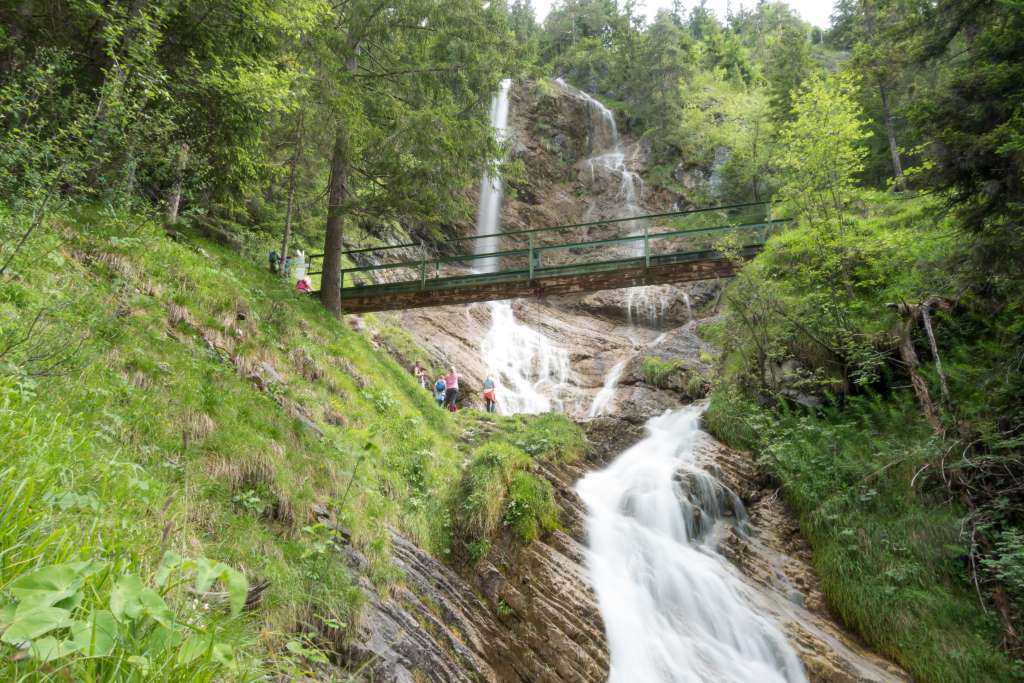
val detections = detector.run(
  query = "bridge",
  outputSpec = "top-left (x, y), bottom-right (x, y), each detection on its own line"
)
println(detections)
top-left (308, 202), bottom-right (786, 314)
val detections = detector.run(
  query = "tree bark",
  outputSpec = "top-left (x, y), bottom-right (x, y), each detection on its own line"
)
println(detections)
top-left (165, 142), bottom-right (189, 225)
top-left (319, 126), bottom-right (351, 316)
top-left (879, 82), bottom-right (906, 191)
top-left (280, 114), bottom-right (304, 278)
top-left (892, 302), bottom-right (942, 434)
top-left (920, 297), bottom-right (952, 407)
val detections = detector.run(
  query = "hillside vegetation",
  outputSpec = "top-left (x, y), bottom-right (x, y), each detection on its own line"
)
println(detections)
top-left (0, 206), bottom-right (583, 679)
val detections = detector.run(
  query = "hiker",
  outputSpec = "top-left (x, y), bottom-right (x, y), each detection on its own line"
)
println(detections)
top-left (434, 376), bottom-right (446, 407)
top-left (443, 366), bottom-right (460, 412)
top-left (482, 375), bottom-right (497, 413)
top-left (412, 360), bottom-right (429, 389)
top-left (296, 276), bottom-right (312, 293)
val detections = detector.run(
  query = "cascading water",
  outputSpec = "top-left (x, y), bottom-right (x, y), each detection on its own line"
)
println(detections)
top-left (475, 80), bottom-right (571, 415)
top-left (555, 78), bottom-right (644, 223)
top-left (475, 78), bottom-right (512, 274)
top-left (577, 406), bottom-right (807, 683)
top-left (708, 145), bottom-right (732, 200)
top-left (626, 287), bottom-right (671, 328)
top-left (586, 360), bottom-right (626, 418)
top-left (481, 302), bottom-right (569, 414)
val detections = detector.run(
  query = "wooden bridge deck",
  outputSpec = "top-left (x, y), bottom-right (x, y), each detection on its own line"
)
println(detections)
top-left (309, 202), bottom-right (786, 314)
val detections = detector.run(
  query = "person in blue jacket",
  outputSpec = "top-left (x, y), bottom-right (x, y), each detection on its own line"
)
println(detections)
top-left (434, 376), bottom-right (446, 407)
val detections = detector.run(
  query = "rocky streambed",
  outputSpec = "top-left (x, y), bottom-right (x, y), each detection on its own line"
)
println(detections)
top-left (341, 282), bottom-right (908, 683)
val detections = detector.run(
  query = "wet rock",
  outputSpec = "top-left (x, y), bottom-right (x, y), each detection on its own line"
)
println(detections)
top-left (339, 462), bottom-right (609, 683)
top-left (583, 417), bottom-right (644, 465)
top-left (698, 439), bottom-right (909, 682)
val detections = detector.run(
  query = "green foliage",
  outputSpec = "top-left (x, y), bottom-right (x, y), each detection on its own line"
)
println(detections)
top-left (982, 529), bottom-right (1024, 612)
top-left (707, 392), bottom-right (1017, 682)
top-left (449, 428), bottom-right (566, 562)
top-left (0, 204), bottom-right (485, 677)
top-left (643, 356), bottom-right (679, 388)
top-left (503, 472), bottom-right (559, 544)
top-left (0, 380), bottom-right (253, 680)
top-left (765, 22), bottom-right (814, 124)
top-left (451, 442), bottom-right (530, 548)
top-left (512, 413), bottom-right (586, 464)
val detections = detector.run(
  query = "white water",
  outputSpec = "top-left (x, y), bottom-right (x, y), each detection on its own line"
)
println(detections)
top-left (626, 286), bottom-right (671, 328)
top-left (577, 406), bottom-right (807, 683)
top-left (475, 78), bottom-right (513, 274)
top-left (586, 360), bottom-right (626, 418)
top-left (480, 301), bottom-right (570, 414)
top-left (555, 78), bottom-right (644, 223)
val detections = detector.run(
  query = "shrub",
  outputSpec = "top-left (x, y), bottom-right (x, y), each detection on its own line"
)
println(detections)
top-left (513, 413), bottom-right (586, 464)
top-left (451, 442), bottom-right (529, 544)
top-left (504, 472), bottom-right (559, 544)
top-left (642, 356), bottom-right (678, 388)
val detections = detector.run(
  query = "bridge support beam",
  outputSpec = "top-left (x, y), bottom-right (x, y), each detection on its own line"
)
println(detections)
top-left (338, 252), bottom-right (752, 314)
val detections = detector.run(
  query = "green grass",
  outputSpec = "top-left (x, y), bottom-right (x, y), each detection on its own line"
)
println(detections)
top-left (448, 413), bottom-right (584, 563)
top-left (643, 356), bottom-right (679, 387)
top-left (706, 390), bottom-right (1018, 682)
top-left (0, 204), bottom-right (581, 678)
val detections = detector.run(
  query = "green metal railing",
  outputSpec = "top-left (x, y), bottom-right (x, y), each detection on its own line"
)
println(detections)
top-left (307, 201), bottom-right (786, 297)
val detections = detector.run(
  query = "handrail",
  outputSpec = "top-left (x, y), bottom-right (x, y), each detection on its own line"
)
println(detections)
top-left (308, 200), bottom-right (773, 260)
top-left (336, 218), bottom-right (789, 277)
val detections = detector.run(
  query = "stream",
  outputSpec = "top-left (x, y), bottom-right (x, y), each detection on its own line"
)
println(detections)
top-left (577, 407), bottom-right (806, 682)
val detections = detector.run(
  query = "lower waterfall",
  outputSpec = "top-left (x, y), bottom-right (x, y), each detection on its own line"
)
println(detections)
top-left (576, 406), bottom-right (807, 683)
top-left (480, 300), bottom-right (569, 415)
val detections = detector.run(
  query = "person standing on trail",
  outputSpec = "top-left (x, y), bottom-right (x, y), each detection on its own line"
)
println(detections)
top-left (443, 367), bottom-right (460, 412)
top-left (482, 375), bottom-right (497, 414)
top-left (434, 376), bottom-right (447, 407)
top-left (412, 360), bottom-right (429, 389)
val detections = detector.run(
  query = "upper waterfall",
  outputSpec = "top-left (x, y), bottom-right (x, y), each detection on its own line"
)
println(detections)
top-left (474, 78), bottom-right (512, 274)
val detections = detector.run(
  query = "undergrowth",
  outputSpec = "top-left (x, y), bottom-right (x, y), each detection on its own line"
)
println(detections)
top-left (706, 386), bottom-right (1018, 682)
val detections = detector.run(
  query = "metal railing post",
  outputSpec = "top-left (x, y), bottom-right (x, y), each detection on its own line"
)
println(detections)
top-left (528, 234), bottom-right (535, 280)
top-left (419, 241), bottom-right (427, 289)
top-left (644, 225), bottom-right (650, 268)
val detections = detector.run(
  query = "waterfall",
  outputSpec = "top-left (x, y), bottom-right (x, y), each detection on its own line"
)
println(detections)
top-left (708, 145), bottom-right (732, 199)
top-left (481, 301), bottom-right (570, 414)
top-left (626, 287), bottom-right (672, 328)
top-left (577, 406), bottom-right (807, 683)
top-left (555, 78), bottom-right (643, 220)
top-left (475, 78), bottom-right (512, 274)
top-left (475, 79), bottom-right (571, 415)
top-left (586, 360), bottom-right (626, 418)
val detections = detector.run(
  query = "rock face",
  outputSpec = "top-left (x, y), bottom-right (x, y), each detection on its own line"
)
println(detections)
top-left (339, 459), bottom-right (609, 683)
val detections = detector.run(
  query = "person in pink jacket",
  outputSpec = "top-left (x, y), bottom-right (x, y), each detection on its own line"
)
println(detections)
top-left (443, 367), bottom-right (460, 412)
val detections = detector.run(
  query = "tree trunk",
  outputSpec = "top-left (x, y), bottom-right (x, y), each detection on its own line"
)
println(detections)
top-left (280, 115), bottom-right (304, 278)
top-left (165, 142), bottom-right (189, 225)
top-left (319, 126), bottom-right (351, 316)
top-left (893, 303), bottom-right (942, 434)
top-left (879, 83), bottom-right (905, 191)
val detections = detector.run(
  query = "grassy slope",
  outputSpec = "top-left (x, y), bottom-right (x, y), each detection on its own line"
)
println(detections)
top-left (0, 205), bottom-right (582, 679)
